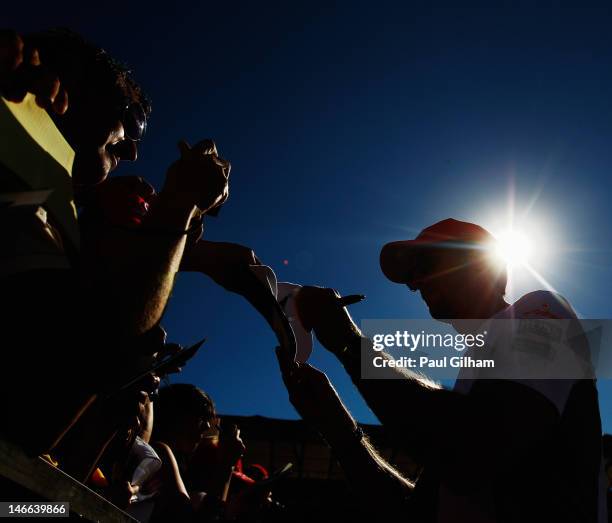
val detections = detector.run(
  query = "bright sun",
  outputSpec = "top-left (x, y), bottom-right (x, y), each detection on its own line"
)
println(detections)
top-left (494, 230), bottom-right (532, 267)
top-left (470, 182), bottom-right (561, 297)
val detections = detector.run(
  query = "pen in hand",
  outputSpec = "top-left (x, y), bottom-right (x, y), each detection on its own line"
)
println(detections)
top-left (336, 294), bottom-right (366, 307)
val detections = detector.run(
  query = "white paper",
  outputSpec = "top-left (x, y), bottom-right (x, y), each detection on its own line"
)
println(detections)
top-left (277, 282), bottom-right (313, 363)
top-left (249, 265), bottom-right (313, 363)
top-left (129, 436), bottom-right (162, 503)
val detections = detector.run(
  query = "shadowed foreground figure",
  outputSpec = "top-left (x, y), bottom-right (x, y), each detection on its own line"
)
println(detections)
top-left (0, 28), bottom-right (230, 455)
top-left (295, 218), bottom-right (606, 522)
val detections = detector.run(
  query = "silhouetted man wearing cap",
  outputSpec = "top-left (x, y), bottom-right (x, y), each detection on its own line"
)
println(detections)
top-left (296, 218), bottom-right (606, 523)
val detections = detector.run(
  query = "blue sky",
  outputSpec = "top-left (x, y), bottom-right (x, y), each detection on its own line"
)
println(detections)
top-left (9, 2), bottom-right (612, 430)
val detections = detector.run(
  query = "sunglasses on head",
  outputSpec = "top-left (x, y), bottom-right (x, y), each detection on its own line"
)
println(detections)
top-left (120, 101), bottom-right (147, 142)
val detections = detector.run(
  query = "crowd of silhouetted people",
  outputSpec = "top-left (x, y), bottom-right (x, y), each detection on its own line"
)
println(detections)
top-left (1, 28), bottom-right (611, 522)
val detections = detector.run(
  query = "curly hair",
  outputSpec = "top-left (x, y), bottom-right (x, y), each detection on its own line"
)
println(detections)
top-left (24, 28), bottom-right (151, 114)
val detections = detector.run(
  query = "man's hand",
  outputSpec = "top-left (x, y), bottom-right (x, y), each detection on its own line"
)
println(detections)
top-left (217, 422), bottom-right (246, 468)
top-left (163, 139), bottom-right (230, 215)
top-left (295, 286), bottom-right (362, 356)
top-left (275, 347), bottom-right (357, 442)
top-left (0, 30), bottom-right (68, 114)
top-left (181, 240), bottom-right (261, 292)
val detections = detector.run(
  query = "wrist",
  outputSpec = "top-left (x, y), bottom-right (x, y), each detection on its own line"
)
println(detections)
top-left (161, 176), bottom-right (221, 217)
top-left (148, 188), bottom-right (197, 228)
top-left (179, 240), bottom-right (211, 272)
top-left (323, 422), bottom-right (365, 449)
top-left (335, 331), bottom-right (364, 362)
top-left (319, 327), bottom-right (359, 357)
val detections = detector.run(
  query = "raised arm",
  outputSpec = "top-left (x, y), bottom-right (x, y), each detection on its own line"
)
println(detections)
top-left (275, 348), bottom-right (413, 513)
top-left (79, 140), bottom-right (230, 338)
top-left (293, 287), bottom-right (562, 474)
top-left (293, 288), bottom-right (468, 460)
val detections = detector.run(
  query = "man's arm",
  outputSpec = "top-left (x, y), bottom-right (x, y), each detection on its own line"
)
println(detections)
top-left (293, 287), bottom-right (468, 464)
top-left (80, 189), bottom-right (195, 338)
top-left (344, 335), bottom-right (479, 468)
top-left (79, 140), bottom-right (230, 338)
top-left (326, 429), bottom-right (414, 513)
top-left (275, 348), bottom-right (413, 512)
top-left (1, 29), bottom-right (228, 339)
top-left (180, 239), bottom-right (260, 293)
top-left (294, 287), bottom-right (560, 470)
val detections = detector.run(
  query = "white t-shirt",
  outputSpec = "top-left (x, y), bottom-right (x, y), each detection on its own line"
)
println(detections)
top-left (437, 291), bottom-right (607, 523)
top-left (454, 290), bottom-right (584, 410)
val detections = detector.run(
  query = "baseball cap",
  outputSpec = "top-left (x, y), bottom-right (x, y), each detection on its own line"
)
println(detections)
top-left (379, 218), bottom-right (496, 285)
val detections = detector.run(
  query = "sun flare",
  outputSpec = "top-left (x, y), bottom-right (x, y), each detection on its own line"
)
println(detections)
top-left (494, 230), bottom-right (532, 268)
